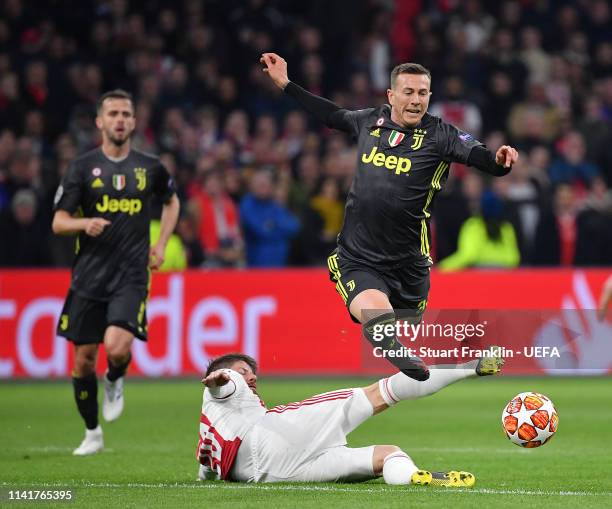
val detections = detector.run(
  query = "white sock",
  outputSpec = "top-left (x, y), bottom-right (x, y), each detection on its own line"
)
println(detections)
top-left (382, 451), bottom-right (418, 485)
top-left (379, 363), bottom-right (476, 405)
top-left (86, 425), bottom-right (102, 437)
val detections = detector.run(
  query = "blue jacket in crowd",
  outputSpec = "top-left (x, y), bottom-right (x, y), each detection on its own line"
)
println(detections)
top-left (239, 194), bottom-right (300, 267)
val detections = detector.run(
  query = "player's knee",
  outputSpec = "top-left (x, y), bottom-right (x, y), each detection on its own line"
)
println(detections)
top-left (106, 347), bottom-right (130, 365)
top-left (74, 352), bottom-right (96, 376)
top-left (350, 289), bottom-right (392, 323)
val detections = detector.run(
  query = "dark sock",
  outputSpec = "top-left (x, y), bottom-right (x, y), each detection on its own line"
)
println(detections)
top-left (362, 312), bottom-right (430, 381)
top-left (72, 374), bottom-right (98, 430)
top-left (107, 352), bottom-right (131, 382)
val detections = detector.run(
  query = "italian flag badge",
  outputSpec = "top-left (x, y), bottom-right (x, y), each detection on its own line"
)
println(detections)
top-left (388, 130), bottom-right (405, 147)
top-left (112, 174), bottom-right (126, 190)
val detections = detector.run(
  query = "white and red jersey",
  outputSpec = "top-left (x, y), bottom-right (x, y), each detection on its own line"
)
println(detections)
top-left (196, 369), bottom-right (266, 480)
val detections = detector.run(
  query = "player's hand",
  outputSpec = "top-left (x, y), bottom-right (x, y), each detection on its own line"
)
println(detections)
top-left (85, 217), bottom-right (111, 237)
top-left (495, 145), bottom-right (519, 168)
top-left (149, 243), bottom-right (165, 270)
top-left (260, 53), bottom-right (290, 90)
top-left (201, 370), bottom-right (231, 388)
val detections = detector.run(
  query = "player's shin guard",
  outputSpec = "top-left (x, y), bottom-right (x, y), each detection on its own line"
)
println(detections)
top-left (72, 373), bottom-right (99, 430)
top-left (382, 451), bottom-right (418, 485)
top-left (363, 313), bottom-right (429, 381)
top-left (107, 352), bottom-right (131, 382)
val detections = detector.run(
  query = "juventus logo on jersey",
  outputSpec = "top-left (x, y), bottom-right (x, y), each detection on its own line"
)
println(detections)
top-left (411, 129), bottom-right (427, 150)
top-left (134, 167), bottom-right (147, 191)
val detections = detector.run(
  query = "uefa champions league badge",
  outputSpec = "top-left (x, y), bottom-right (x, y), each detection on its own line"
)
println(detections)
top-left (92, 168), bottom-right (102, 176)
top-left (458, 132), bottom-right (474, 143)
top-left (376, 117), bottom-right (384, 126)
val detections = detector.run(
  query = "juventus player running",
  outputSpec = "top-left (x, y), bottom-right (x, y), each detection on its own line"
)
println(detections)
top-left (52, 90), bottom-right (180, 455)
top-left (261, 53), bottom-right (518, 381)
top-left (197, 352), bottom-right (503, 485)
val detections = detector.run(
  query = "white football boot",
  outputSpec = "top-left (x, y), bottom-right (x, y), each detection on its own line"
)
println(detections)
top-left (73, 425), bottom-right (104, 456)
top-left (102, 373), bottom-right (124, 422)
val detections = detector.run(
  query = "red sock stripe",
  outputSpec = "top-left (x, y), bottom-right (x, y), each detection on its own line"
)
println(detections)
top-left (383, 451), bottom-right (409, 464)
top-left (383, 378), bottom-right (399, 404)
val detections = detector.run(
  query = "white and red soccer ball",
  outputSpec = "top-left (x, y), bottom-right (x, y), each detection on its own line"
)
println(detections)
top-left (502, 392), bottom-right (558, 448)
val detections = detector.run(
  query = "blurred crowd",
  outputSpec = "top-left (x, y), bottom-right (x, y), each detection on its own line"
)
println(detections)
top-left (0, 0), bottom-right (611, 269)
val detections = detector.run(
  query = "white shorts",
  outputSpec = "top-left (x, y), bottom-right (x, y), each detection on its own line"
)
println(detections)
top-left (230, 388), bottom-right (375, 483)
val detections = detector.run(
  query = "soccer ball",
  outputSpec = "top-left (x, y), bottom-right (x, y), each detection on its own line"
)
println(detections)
top-left (501, 392), bottom-right (558, 448)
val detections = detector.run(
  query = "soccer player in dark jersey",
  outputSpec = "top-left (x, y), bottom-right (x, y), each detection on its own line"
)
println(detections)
top-left (52, 90), bottom-right (180, 455)
top-left (261, 53), bottom-right (518, 381)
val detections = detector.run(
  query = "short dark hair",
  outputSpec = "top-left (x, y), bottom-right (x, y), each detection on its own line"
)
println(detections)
top-left (205, 353), bottom-right (258, 377)
top-left (390, 63), bottom-right (432, 89)
top-left (96, 89), bottom-right (134, 114)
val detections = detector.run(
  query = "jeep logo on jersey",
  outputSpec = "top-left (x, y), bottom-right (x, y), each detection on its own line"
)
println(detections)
top-left (361, 147), bottom-right (412, 175)
top-left (388, 130), bottom-right (405, 147)
top-left (411, 129), bottom-right (427, 150)
top-left (112, 174), bottom-right (126, 190)
top-left (134, 167), bottom-right (147, 190)
top-left (96, 194), bottom-right (142, 215)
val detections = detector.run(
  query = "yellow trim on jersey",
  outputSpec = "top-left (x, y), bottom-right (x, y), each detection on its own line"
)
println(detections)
top-left (420, 162), bottom-right (448, 256)
top-left (327, 253), bottom-right (348, 303)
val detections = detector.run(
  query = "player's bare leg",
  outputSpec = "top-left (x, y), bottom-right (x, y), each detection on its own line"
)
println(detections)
top-left (72, 344), bottom-right (104, 455)
top-left (359, 350), bottom-right (504, 486)
top-left (102, 326), bottom-right (134, 422)
top-left (350, 289), bottom-right (430, 381)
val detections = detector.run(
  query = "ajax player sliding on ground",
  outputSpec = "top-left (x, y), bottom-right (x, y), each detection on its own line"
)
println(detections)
top-left (196, 352), bottom-right (503, 486)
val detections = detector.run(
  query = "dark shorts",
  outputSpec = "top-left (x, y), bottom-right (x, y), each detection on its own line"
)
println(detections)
top-left (327, 250), bottom-right (430, 323)
top-left (57, 286), bottom-right (149, 344)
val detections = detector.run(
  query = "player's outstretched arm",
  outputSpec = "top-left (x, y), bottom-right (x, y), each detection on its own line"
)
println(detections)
top-left (202, 370), bottom-right (231, 388)
top-left (202, 369), bottom-right (239, 400)
top-left (467, 145), bottom-right (518, 177)
top-left (260, 52), bottom-right (290, 90)
top-left (260, 52), bottom-right (359, 134)
top-left (52, 209), bottom-right (111, 237)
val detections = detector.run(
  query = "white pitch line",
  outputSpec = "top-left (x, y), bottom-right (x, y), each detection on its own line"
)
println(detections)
top-left (0, 481), bottom-right (610, 497)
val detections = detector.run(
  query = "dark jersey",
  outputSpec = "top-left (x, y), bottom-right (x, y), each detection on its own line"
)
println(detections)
top-left (332, 105), bottom-right (483, 267)
top-left (54, 148), bottom-right (176, 299)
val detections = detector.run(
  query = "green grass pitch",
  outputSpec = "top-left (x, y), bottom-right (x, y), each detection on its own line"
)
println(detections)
top-left (1, 376), bottom-right (611, 508)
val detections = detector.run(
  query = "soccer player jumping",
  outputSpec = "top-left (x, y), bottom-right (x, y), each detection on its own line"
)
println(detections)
top-left (52, 90), bottom-right (180, 455)
top-left (197, 352), bottom-right (503, 485)
top-left (261, 53), bottom-right (518, 381)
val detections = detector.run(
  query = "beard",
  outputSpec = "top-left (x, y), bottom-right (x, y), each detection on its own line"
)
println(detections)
top-left (105, 125), bottom-right (132, 147)
top-left (108, 133), bottom-right (129, 146)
